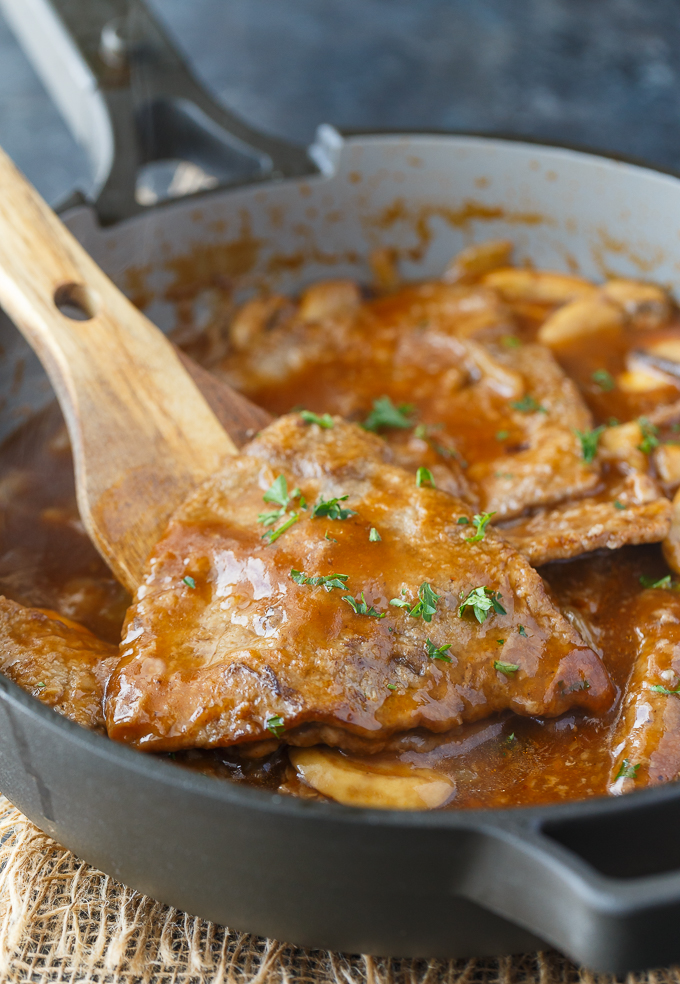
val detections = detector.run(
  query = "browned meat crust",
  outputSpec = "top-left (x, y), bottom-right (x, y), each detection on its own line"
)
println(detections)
top-left (500, 471), bottom-right (671, 565)
top-left (0, 596), bottom-right (118, 731)
top-left (608, 590), bottom-right (680, 793)
top-left (106, 415), bottom-right (614, 753)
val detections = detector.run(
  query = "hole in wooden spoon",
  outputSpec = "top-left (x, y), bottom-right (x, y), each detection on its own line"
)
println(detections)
top-left (54, 283), bottom-right (98, 321)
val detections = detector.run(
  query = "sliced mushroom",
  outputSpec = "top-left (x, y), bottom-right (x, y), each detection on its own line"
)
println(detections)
top-left (443, 239), bottom-right (514, 284)
top-left (298, 280), bottom-right (362, 322)
top-left (664, 486), bottom-right (680, 575)
top-left (289, 746), bottom-right (455, 810)
top-left (483, 268), bottom-right (597, 305)
top-left (599, 422), bottom-right (647, 472)
top-left (229, 295), bottom-right (290, 351)
top-left (538, 298), bottom-right (623, 347)
top-left (601, 279), bottom-right (672, 331)
top-left (654, 444), bottom-right (680, 491)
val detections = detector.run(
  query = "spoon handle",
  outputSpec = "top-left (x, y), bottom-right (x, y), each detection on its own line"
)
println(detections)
top-left (0, 146), bottom-right (237, 591)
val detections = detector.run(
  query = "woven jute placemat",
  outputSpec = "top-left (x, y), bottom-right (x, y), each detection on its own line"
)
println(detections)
top-left (0, 794), bottom-right (674, 984)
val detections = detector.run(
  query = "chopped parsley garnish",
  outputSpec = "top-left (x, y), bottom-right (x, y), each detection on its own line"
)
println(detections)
top-left (342, 592), bottom-right (386, 618)
top-left (616, 759), bottom-right (640, 781)
top-left (369, 527), bottom-right (381, 542)
top-left (414, 424), bottom-right (428, 440)
top-left (424, 638), bottom-right (452, 662)
top-left (501, 335), bottom-right (521, 348)
top-left (494, 660), bottom-right (519, 675)
top-left (511, 395), bottom-right (547, 414)
top-left (638, 417), bottom-right (660, 454)
top-left (262, 475), bottom-right (291, 510)
top-left (592, 369), bottom-right (615, 392)
top-left (182, 576), bottom-right (196, 589)
top-left (416, 467), bottom-right (435, 488)
top-left (300, 410), bottom-right (334, 428)
top-left (575, 426), bottom-right (605, 464)
top-left (495, 430), bottom-right (509, 441)
top-left (266, 715), bottom-right (285, 738)
top-left (465, 511), bottom-right (496, 544)
top-left (390, 582), bottom-right (440, 622)
top-left (506, 732), bottom-right (516, 744)
top-left (36, 682), bottom-right (46, 689)
top-left (640, 574), bottom-right (674, 590)
top-left (262, 512), bottom-right (299, 544)
top-left (613, 500), bottom-right (626, 510)
top-left (497, 639), bottom-right (505, 645)
top-left (362, 396), bottom-right (415, 432)
top-left (518, 625), bottom-right (528, 637)
top-left (650, 683), bottom-right (680, 696)
top-left (457, 517), bottom-right (470, 525)
top-left (258, 475), bottom-right (305, 527)
top-left (459, 586), bottom-right (507, 624)
top-left (324, 531), bottom-right (337, 542)
top-left (290, 569), bottom-right (349, 592)
top-left (386, 683), bottom-right (398, 691)
top-left (311, 495), bottom-right (357, 520)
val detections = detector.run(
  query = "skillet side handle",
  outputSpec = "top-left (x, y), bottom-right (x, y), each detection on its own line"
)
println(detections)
top-left (460, 808), bottom-right (680, 975)
top-left (0, 0), bottom-right (317, 224)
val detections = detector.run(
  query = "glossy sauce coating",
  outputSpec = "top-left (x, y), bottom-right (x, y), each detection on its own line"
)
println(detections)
top-left (4, 249), bottom-right (680, 809)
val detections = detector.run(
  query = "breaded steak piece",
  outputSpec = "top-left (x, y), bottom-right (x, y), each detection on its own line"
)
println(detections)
top-left (106, 415), bottom-right (614, 753)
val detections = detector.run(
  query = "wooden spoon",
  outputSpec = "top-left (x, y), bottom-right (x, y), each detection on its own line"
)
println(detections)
top-left (0, 146), bottom-right (271, 593)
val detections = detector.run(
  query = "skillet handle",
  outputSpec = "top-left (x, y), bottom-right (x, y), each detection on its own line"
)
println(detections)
top-left (461, 794), bottom-right (680, 973)
top-left (0, 0), bottom-right (318, 224)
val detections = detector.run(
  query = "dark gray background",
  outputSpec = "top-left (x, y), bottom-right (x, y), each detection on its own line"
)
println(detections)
top-left (1, 0), bottom-right (680, 206)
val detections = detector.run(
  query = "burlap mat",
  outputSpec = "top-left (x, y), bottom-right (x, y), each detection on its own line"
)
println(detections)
top-left (0, 794), bottom-right (674, 984)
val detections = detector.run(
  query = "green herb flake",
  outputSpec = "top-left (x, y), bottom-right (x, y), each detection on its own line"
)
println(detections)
top-left (182, 576), bottom-right (196, 590)
top-left (416, 467), bottom-right (435, 488)
top-left (616, 758), bottom-right (640, 781)
top-left (262, 512), bottom-right (299, 544)
top-left (290, 568), bottom-right (349, 592)
top-left (613, 500), bottom-right (626, 511)
top-left (266, 714), bottom-right (285, 738)
top-left (511, 395), bottom-right (547, 414)
top-left (650, 683), bottom-right (680, 696)
top-left (638, 417), bottom-right (660, 455)
top-left (362, 396), bottom-right (415, 432)
top-left (465, 511), bottom-right (496, 544)
top-left (324, 531), bottom-right (338, 542)
top-left (369, 527), bottom-right (382, 542)
top-left (262, 475), bottom-right (290, 510)
top-left (457, 517), bottom-right (470, 525)
top-left (459, 586), bottom-right (507, 624)
top-left (424, 638), bottom-right (452, 663)
top-left (518, 625), bottom-right (528, 637)
top-left (496, 639), bottom-right (505, 645)
top-left (390, 582), bottom-right (440, 623)
top-left (501, 335), bottom-right (522, 348)
top-left (506, 732), bottom-right (516, 745)
top-left (342, 592), bottom-right (386, 618)
top-left (495, 660), bottom-right (520, 675)
top-left (495, 430), bottom-right (509, 441)
top-left (592, 368), bottom-right (615, 392)
top-left (300, 410), bottom-right (334, 428)
top-left (575, 425), bottom-right (605, 464)
top-left (311, 495), bottom-right (357, 521)
top-left (640, 574), bottom-right (674, 590)
top-left (386, 684), bottom-right (398, 691)
top-left (36, 682), bottom-right (46, 689)
top-left (413, 424), bottom-right (428, 440)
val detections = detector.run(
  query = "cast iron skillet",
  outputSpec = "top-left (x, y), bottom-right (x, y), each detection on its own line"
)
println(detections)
top-left (2, 0), bottom-right (680, 972)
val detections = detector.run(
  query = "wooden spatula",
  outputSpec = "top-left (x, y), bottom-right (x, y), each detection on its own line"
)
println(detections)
top-left (0, 146), bottom-right (271, 593)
